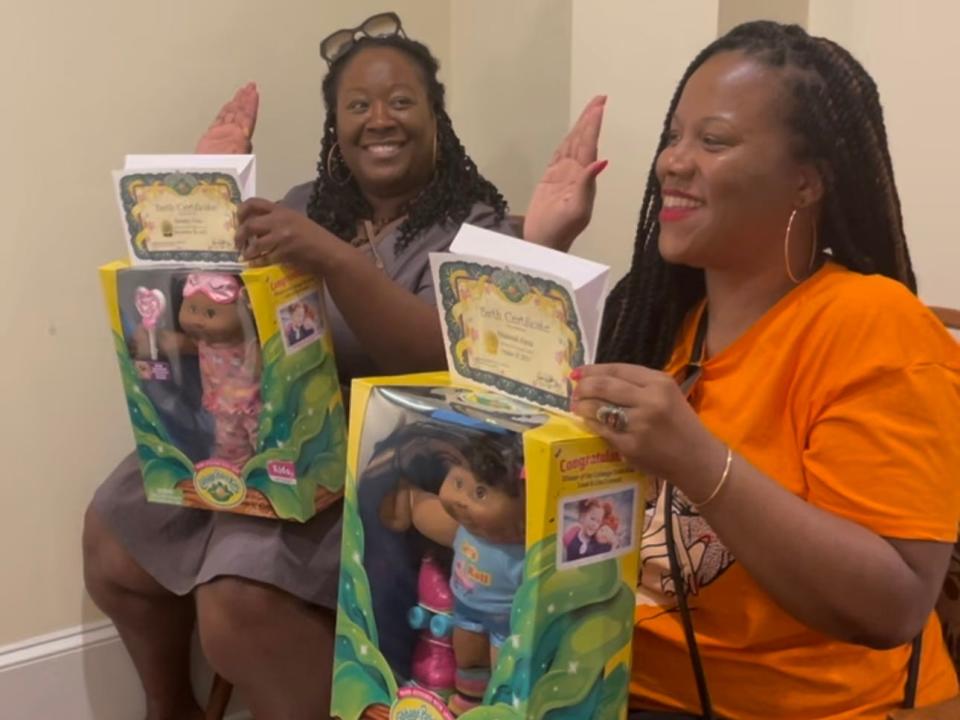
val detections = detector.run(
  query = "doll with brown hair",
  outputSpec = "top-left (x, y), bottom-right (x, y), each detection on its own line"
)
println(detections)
top-left (134, 272), bottom-right (262, 466)
top-left (380, 424), bottom-right (526, 715)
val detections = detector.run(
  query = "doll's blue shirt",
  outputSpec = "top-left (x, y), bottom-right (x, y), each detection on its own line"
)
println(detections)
top-left (450, 526), bottom-right (525, 614)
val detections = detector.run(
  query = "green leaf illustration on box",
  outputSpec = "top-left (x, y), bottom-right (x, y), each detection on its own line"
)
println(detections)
top-left (332, 510), bottom-right (633, 720)
top-left (113, 332), bottom-right (194, 497)
top-left (463, 535), bottom-right (633, 719)
top-left (332, 470), bottom-right (397, 720)
top-left (594, 663), bottom-right (630, 720)
top-left (113, 328), bottom-right (344, 520)
top-left (241, 335), bottom-right (346, 520)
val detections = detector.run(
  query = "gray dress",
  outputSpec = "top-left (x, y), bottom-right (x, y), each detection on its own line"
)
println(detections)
top-left (92, 182), bottom-right (514, 609)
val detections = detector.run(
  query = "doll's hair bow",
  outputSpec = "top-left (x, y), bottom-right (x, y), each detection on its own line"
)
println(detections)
top-left (183, 273), bottom-right (241, 304)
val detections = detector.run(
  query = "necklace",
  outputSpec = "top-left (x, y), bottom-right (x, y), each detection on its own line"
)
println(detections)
top-left (371, 215), bottom-right (398, 234)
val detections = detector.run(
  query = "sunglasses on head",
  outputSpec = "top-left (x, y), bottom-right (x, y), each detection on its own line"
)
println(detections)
top-left (319, 11), bottom-right (406, 65)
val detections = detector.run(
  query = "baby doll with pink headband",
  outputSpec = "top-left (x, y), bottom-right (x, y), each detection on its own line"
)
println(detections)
top-left (134, 272), bottom-right (262, 466)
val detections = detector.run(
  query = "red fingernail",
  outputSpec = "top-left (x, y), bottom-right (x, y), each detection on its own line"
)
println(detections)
top-left (569, 367), bottom-right (583, 381)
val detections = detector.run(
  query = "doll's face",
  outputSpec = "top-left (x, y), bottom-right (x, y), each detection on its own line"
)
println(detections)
top-left (581, 506), bottom-right (605, 537)
top-left (439, 464), bottom-right (525, 545)
top-left (179, 293), bottom-right (245, 344)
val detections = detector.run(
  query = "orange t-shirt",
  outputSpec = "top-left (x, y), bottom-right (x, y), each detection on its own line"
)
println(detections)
top-left (630, 263), bottom-right (960, 719)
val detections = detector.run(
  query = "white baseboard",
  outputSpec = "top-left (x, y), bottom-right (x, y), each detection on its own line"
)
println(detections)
top-left (0, 620), bottom-right (250, 720)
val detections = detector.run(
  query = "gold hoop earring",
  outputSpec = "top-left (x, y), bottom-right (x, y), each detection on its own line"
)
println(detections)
top-left (326, 141), bottom-right (352, 186)
top-left (784, 208), bottom-right (818, 284)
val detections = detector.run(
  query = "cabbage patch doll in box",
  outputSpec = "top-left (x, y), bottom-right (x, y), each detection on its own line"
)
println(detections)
top-left (133, 271), bottom-right (261, 466)
top-left (380, 424), bottom-right (525, 715)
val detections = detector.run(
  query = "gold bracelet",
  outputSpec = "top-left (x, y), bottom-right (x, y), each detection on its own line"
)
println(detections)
top-left (692, 446), bottom-right (733, 509)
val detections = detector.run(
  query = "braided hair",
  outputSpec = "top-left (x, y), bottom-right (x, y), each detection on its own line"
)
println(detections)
top-left (599, 20), bottom-right (915, 369)
top-left (305, 35), bottom-right (507, 253)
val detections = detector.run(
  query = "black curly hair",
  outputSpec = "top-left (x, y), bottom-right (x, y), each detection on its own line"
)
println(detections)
top-left (599, 20), bottom-right (915, 369)
top-left (305, 34), bottom-right (507, 253)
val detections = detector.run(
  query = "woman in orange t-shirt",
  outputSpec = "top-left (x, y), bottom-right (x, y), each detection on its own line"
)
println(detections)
top-left (524, 20), bottom-right (960, 720)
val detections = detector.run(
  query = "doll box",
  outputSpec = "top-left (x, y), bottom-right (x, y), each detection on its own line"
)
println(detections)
top-left (332, 372), bottom-right (643, 720)
top-left (99, 260), bottom-right (347, 521)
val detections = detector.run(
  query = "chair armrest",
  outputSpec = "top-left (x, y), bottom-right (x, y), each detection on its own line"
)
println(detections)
top-left (888, 695), bottom-right (960, 719)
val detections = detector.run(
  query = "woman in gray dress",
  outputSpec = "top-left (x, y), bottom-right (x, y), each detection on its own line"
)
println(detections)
top-left (83, 18), bottom-right (513, 720)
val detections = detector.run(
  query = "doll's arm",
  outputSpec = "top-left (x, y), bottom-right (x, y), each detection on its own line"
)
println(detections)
top-left (409, 487), bottom-right (458, 547)
top-left (157, 329), bottom-right (197, 357)
top-left (130, 326), bottom-right (195, 359)
top-left (130, 325), bottom-right (152, 359)
top-left (380, 482), bottom-right (414, 532)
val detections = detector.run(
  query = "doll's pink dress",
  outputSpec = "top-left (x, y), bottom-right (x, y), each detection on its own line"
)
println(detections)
top-left (198, 338), bottom-right (261, 465)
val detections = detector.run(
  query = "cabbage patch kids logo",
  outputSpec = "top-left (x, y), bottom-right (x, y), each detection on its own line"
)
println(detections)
top-left (194, 461), bottom-right (245, 508)
top-left (390, 687), bottom-right (454, 720)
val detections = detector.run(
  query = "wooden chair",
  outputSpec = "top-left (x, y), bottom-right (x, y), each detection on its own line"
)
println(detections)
top-left (890, 305), bottom-right (960, 719)
top-left (930, 307), bottom-right (960, 336)
top-left (205, 674), bottom-right (233, 719)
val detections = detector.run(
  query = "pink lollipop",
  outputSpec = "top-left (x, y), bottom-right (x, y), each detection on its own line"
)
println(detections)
top-left (135, 287), bottom-right (166, 360)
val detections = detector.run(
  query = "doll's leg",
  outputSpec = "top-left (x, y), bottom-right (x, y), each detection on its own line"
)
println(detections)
top-left (83, 505), bottom-right (202, 720)
top-left (243, 414), bottom-right (259, 455)
top-left (449, 626), bottom-right (491, 715)
top-left (486, 615), bottom-right (511, 681)
top-left (212, 412), bottom-right (255, 465)
top-left (451, 625), bottom-right (490, 667)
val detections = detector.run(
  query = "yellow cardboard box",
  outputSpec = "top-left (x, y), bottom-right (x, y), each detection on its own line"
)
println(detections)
top-left (99, 260), bottom-right (346, 520)
top-left (332, 372), bottom-right (643, 720)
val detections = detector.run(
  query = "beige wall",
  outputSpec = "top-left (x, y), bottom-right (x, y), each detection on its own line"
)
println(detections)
top-left (567, 0), bottom-right (960, 311)
top-left (718, 0), bottom-right (808, 34)
top-left (0, 0), bottom-right (450, 648)
top-left (808, 0), bottom-right (960, 308)
top-left (568, 0), bottom-right (720, 274)
top-left (447, 0), bottom-right (572, 214)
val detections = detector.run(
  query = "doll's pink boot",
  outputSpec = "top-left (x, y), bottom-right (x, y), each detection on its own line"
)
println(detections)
top-left (418, 553), bottom-right (454, 614)
top-left (408, 555), bottom-right (455, 637)
top-left (408, 555), bottom-right (456, 698)
top-left (410, 632), bottom-right (456, 699)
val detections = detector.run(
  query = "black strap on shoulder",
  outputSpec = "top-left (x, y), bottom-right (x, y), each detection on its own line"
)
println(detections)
top-left (903, 634), bottom-right (922, 708)
top-left (664, 483), bottom-right (715, 720)
top-left (663, 310), bottom-right (714, 720)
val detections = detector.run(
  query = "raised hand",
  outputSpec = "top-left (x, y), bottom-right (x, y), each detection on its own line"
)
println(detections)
top-left (195, 82), bottom-right (259, 155)
top-left (524, 95), bottom-right (608, 252)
